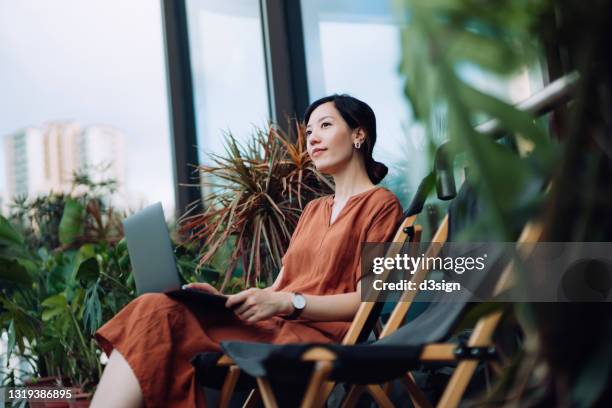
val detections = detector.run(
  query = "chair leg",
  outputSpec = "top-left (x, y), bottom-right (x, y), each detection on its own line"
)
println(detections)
top-left (400, 372), bottom-right (432, 408)
top-left (382, 381), bottom-right (392, 395)
top-left (242, 388), bottom-right (260, 408)
top-left (436, 312), bottom-right (503, 408)
top-left (256, 377), bottom-right (279, 408)
top-left (219, 365), bottom-right (241, 408)
top-left (436, 361), bottom-right (479, 408)
top-left (341, 385), bottom-right (365, 408)
top-left (318, 382), bottom-right (336, 406)
top-left (366, 384), bottom-right (394, 408)
top-left (301, 361), bottom-right (333, 408)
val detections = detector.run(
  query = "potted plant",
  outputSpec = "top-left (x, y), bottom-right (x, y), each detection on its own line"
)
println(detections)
top-left (0, 177), bottom-right (128, 405)
top-left (179, 121), bottom-right (334, 288)
top-left (1, 168), bottom-right (212, 405)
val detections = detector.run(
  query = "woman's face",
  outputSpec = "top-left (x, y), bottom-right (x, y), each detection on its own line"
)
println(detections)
top-left (306, 102), bottom-right (359, 175)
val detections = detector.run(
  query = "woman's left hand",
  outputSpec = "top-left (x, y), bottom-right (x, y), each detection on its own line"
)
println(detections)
top-left (226, 289), bottom-right (293, 323)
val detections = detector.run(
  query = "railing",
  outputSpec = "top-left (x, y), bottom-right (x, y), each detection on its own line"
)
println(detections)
top-left (434, 71), bottom-right (580, 200)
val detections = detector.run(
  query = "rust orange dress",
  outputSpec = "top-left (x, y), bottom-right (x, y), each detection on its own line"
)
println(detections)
top-left (95, 186), bottom-right (403, 407)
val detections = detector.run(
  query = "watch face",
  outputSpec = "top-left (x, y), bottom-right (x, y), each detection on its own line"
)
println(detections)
top-left (293, 294), bottom-right (306, 309)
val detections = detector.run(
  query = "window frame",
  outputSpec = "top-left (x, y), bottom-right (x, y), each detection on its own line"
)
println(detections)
top-left (161, 0), bottom-right (308, 216)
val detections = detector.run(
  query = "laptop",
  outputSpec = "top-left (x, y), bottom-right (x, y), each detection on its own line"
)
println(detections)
top-left (122, 202), bottom-right (228, 308)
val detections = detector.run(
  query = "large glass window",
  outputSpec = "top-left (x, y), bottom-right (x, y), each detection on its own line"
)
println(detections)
top-left (301, 0), bottom-right (425, 207)
top-left (185, 0), bottom-right (269, 167)
top-left (0, 0), bottom-right (174, 214)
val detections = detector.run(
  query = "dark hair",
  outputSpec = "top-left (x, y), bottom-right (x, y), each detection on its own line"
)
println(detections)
top-left (304, 94), bottom-right (388, 184)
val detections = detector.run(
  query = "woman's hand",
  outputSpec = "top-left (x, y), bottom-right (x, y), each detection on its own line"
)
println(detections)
top-left (182, 282), bottom-right (222, 296)
top-left (226, 289), bottom-right (293, 323)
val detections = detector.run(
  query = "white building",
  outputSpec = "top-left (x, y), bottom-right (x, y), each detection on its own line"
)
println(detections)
top-left (3, 122), bottom-right (126, 202)
top-left (80, 125), bottom-right (127, 187)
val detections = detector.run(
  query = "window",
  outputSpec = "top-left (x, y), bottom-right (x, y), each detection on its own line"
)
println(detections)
top-left (185, 0), bottom-right (269, 167)
top-left (0, 0), bottom-right (174, 214)
top-left (301, 0), bottom-right (426, 207)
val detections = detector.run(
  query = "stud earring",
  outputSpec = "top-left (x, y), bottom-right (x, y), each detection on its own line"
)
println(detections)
top-left (354, 141), bottom-right (361, 149)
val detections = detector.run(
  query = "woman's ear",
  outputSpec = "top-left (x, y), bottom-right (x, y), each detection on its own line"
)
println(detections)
top-left (353, 128), bottom-right (366, 144)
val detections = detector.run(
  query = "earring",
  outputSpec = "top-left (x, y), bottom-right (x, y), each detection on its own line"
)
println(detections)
top-left (354, 141), bottom-right (361, 149)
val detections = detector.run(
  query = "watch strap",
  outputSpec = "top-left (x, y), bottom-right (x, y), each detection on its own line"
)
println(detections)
top-left (286, 292), bottom-right (305, 320)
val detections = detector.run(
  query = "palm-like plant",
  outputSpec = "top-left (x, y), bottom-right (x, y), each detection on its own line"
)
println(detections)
top-left (179, 122), bottom-right (333, 289)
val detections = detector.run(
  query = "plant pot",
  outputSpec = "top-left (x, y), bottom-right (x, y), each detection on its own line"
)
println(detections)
top-left (25, 376), bottom-right (66, 408)
top-left (68, 392), bottom-right (91, 408)
top-left (25, 376), bottom-right (83, 408)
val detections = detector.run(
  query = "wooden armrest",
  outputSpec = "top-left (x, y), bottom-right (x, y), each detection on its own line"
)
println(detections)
top-left (217, 354), bottom-right (235, 366)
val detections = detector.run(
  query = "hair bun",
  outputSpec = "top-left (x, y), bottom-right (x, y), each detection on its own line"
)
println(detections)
top-left (368, 160), bottom-right (388, 185)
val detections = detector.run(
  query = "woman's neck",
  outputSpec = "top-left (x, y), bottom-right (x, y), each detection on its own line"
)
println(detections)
top-left (331, 156), bottom-right (376, 202)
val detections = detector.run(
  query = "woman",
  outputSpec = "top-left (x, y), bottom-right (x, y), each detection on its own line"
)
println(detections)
top-left (91, 94), bottom-right (403, 407)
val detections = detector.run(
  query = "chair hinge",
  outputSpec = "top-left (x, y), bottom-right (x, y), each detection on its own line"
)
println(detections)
top-left (453, 345), bottom-right (497, 360)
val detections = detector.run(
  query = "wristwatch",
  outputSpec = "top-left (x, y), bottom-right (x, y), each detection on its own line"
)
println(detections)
top-left (285, 292), bottom-right (306, 320)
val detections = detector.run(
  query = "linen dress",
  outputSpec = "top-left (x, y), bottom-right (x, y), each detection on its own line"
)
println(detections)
top-left (95, 186), bottom-right (403, 407)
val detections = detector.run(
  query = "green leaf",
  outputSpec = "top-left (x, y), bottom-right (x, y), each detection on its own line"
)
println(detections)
top-left (0, 258), bottom-right (32, 286)
top-left (41, 293), bottom-right (68, 322)
top-left (58, 199), bottom-right (84, 245)
top-left (42, 307), bottom-right (65, 322)
top-left (2, 296), bottom-right (39, 356)
top-left (78, 244), bottom-right (96, 259)
top-left (7, 319), bottom-right (16, 358)
top-left (41, 293), bottom-right (68, 309)
top-left (72, 287), bottom-right (85, 314)
top-left (16, 258), bottom-right (40, 277)
top-left (116, 237), bottom-right (127, 253)
top-left (447, 30), bottom-right (520, 74)
top-left (456, 80), bottom-right (549, 147)
top-left (118, 253), bottom-right (130, 270)
top-left (83, 284), bottom-right (102, 335)
top-left (0, 215), bottom-right (24, 246)
top-left (71, 244), bottom-right (96, 280)
top-left (75, 257), bottom-right (100, 283)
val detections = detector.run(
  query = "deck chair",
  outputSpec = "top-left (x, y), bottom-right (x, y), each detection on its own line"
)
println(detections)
top-left (191, 174), bottom-right (434, 407)
top-left (220, 73), bottom-right (568, 407)
top-left (218, 180), bottom-right (544, 408)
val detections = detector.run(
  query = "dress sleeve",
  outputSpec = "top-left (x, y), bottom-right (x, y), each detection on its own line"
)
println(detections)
top-left (356, 199), bottom-right (404, 283)
top-left (365, 199), bottom-right (404, 243)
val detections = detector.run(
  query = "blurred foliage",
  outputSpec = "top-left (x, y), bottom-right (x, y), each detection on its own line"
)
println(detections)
top-left (179, 121), bottom-right (334, 289)
top-left (396, 0), bottom-right (558, 240)
top-left (396, 0), bottom-right (612, 406)
top-left (0, 170), bottom-right (205, 391)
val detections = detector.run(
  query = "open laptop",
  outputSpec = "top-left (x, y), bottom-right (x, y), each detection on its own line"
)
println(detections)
top-left (122, 202), bottom-right (228, 308)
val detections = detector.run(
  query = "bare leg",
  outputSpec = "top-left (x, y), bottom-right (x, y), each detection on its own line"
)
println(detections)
top-left (90, 349), bottom-right (144, 408)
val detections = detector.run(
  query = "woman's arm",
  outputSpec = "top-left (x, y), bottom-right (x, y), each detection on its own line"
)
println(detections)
top-left (186, 265), bottom-right (362, 323)
top-left (226, 283), bottom-right (361, 323)
top-left (290, 288), bottom-right (361, 321)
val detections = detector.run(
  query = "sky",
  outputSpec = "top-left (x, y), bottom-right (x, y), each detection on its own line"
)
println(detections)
top-left (0, 0), bottom-right (175, 213)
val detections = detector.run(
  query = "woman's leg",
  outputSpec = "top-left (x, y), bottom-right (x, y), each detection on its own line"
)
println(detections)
top-left (93, 293), bottom-right (219, 407)
top-left (90, 349), bottom-right (143, 408)
top-left (93, 293), bottom-right (279, 407)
